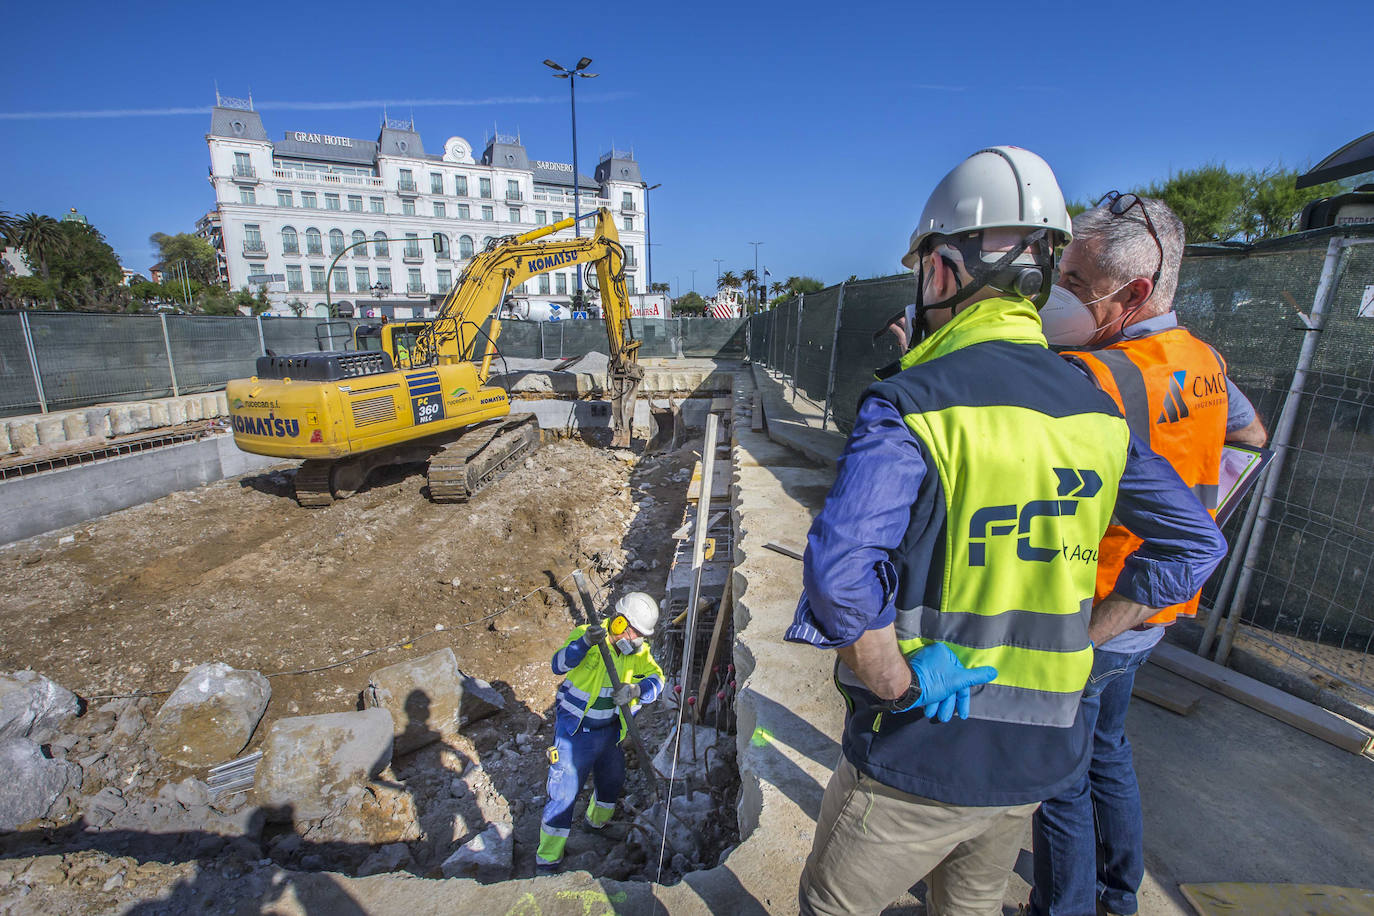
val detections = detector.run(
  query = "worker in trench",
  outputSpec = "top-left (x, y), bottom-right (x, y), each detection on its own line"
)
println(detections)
top-left (536, 592), bottom-right (664, 873)
top-left (785, 146), bottom-right (1228, 915)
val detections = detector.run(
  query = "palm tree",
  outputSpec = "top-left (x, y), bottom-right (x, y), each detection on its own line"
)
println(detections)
top-left (770, 281), bottom-right (785, 298)
top-left (14, 213), bottom-right (66, 281)
top-left (718, 270), bottom-right (740, 291)
top-left (0, 210), bottom-right (14, 247)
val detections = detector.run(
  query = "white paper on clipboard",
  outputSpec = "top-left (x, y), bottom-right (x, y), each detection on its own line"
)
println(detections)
top-left (1216, 445), bottom-right (1273, 526)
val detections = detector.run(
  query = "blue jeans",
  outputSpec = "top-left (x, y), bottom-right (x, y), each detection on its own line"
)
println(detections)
top-left (1029, 645), bottom-right (1154, 916)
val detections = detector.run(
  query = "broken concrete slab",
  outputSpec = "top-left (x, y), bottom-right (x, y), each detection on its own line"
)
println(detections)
top-left (363, 649), bottom-right (466, 756)
top-left (301, 782), bottom-right (421, 847)
top-left (459, 675), bottom-right (506, 726)
top-left (148, 402), bottom-right (169, 427)
top-left (60, 412), bottom-right (90, 441)
top-left (254, 708), bottom-right (393, 821)
top-left (0, 670), bottom-right (80, 744)
top-left (0, 738), bottom-right (82, 830)
top-left (83, 407), bottom-right (111, 438)
top-left (358, 842), bottom-right (413, 877)
top-left (438, 821), bottom-right (513, 881)
top-left (148, 662), bottom-right (270, 767)
top-left (7, 419), bottom-right (38, 451)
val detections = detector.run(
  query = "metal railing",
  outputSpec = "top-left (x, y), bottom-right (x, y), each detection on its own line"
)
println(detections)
top-left (242, 240), bottom-right (267, 255)
top-left (397, 179), bottom-right (418, 193)
top-left (271, 168), bottom-right (385, 189)
top-left (231, 164), bottom-right (257, 180)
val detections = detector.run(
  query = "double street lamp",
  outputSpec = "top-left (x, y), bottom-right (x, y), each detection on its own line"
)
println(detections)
top-left (544, 56), bottom-right (597, 302)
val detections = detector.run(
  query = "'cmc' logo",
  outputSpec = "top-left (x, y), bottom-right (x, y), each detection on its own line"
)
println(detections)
top-left (967, 468), bottom-right (1102, 566)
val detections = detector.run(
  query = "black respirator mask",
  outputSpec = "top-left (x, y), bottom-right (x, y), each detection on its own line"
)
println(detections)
top-left (873, 229), bottom-right (1056, 378)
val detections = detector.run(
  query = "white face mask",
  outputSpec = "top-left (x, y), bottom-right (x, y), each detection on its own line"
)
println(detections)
top-left (1039, 283), bottom-right (1130, 347)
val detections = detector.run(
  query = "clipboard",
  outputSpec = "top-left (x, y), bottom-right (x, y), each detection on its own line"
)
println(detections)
top-left (1216, 444), bottom-right (1273, 526)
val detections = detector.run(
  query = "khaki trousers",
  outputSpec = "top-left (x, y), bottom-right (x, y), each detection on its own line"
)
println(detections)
top-left (799, 756), bottom-right (1038, 916)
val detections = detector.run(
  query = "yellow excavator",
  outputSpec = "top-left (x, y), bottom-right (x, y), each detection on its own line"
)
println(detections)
top-left (226, 208), bottom-right (643, 507)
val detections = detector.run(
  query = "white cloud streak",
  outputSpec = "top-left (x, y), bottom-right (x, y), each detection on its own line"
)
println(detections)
top-left (0, 92), bottom-right (634, 121)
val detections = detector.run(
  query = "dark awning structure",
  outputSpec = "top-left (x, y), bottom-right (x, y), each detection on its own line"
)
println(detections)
top-left (1296, 131), bottom-right (1374, 188)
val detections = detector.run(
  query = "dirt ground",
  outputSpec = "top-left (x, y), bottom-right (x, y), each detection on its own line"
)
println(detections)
top-left (0, 434), bottom-right (738, 907)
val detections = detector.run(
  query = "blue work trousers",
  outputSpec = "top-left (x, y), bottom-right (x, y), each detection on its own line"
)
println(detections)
top-left (541, 719), bottom-right (626, 836)
top-left (1029, 645), bottom-right (1154, 916)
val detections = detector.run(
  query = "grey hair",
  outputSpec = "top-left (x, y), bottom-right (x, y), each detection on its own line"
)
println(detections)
top-left (1071, 197), bottom-right (1185, 316)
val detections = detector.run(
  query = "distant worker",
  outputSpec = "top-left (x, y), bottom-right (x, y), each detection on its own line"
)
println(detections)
top-left (537, 591), bottom-right (664, 872)
top-left (1028, 194), bottom-right (1267, 916)
top-left (785, 147), bottom-right (1228, 915)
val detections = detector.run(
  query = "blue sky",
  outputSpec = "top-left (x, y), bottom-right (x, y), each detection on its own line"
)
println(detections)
top-left (3, 0), bottom-right (1371, 294)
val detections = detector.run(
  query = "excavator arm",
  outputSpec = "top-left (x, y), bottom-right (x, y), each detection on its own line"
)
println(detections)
top-left (415, 208), bottom-right (643, 445)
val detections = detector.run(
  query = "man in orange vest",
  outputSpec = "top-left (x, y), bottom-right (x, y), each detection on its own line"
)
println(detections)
top-left (1028, 193), bottom-right (1266, 916)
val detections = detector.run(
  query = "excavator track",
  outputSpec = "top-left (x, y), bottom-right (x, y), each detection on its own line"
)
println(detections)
top-left (294, 459), bottom-right (337, 508)
top-left (426, 415), bottom-right (543, 503)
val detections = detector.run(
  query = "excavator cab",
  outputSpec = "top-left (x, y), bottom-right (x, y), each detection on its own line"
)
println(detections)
top-left (355, 320), bottom-right (432, 370)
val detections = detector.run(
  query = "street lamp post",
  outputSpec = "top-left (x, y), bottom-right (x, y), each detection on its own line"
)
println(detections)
top-left (713, 258), bottom-right (724, 287)
top-left (643, 182), bottom-right (661, 290)
top-left (544, 57), bottom-right (597, 303)
top-left (327, 232), bottom-right (445, 318)
top-left (748, 241), bottom-right (764, 313)
top-left (690, 268), bottom-right (697, 292)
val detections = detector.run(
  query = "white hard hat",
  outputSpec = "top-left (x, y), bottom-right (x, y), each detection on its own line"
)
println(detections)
top-left (614, 592), bottom-right (660, 636)
top-left (902, 146), bottom-right (1072, 269)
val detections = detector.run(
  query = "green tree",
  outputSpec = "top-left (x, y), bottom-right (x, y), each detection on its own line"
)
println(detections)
top-left (150, 232), bottom-right (220, 286)
top-left (673, 291), bottom-right (707, 316)
top-left (46, 221), bottom-right (124, 309)
top-left (286, 298), bottom-right (307, 317)
top-left (2, 275), bottom-right (59, 307)
top-left (789, 276), bottom-right (825, 295)
top-left (718, 270), bottom-right (740, 291)
top-left (740, 268), bottom-right (759, 307)
top-left (13, 213), bottom-right (68, 281)
top-left (1239, 167), bottom-right (1344, 242)
top-left (648, 281), bottom-right (671, 294)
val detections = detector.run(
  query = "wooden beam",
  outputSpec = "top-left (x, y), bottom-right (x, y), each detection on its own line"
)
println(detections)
top-left (1132, 662), bottom-right (1206, 716)
top-left (693, 575), bottom-right (733, 723)
top-left (1150, 642), bottom-right (1373, 755)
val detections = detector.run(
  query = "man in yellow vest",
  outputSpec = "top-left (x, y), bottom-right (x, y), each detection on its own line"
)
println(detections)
top-left (787, 148), bottom-right (1228, 915)
top-left (1028, 195), bottom-right (1267, 916)
top-left (536, 592), bottom-right (663, 872)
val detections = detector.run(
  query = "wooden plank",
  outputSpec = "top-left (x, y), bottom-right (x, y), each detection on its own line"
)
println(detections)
top-left (1132, 663), bottom-right (1206, 716)
top-left (687, 461), bottom-right (731, 500)
top-left (1150, 642), bottom-right (1374, 755)
top-left (693, 575), bottom-right (734, 722)
top-left (764, 540), bottom-right (804, 561)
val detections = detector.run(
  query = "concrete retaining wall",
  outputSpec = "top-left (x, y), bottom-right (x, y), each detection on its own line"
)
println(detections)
top-left (0, 432), bottom-right (281, 545)
top-left (3, 393), bottom-right (230, 457)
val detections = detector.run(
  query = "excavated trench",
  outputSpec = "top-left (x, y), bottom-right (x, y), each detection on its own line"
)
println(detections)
top-left (0, 374), bottom-right (742, 909)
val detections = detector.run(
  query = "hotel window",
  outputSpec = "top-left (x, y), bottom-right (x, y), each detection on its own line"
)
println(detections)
top-left (244, 224), bottom-right (262, 244)
top-left (325, 193), bottom-right (340, 210)
top-left (535, 210), bottom-right (547, 225)
top-left (277, 190), bottom-right (294, 208)
top-left (430, 173), bottom-right (444, 194)
top-left (398, 168), bottom-right (415, 191)
top-left (301, 192), bottom-right (318, 208)
top-left (286, 265), bottom-right (303, 291)
top-left (456, 204), bottom-right (470, 219)
top-left (372, 232), bottom-right (389, 257)
top-left (479, 177), bottom-right (492, 199)
top-left (437, 269), bottom-right (452, 292)
top-left (407, 268), bottom-right (422, 292)
top-left (348, 195), bottom-right (363, 212)
top-left (369, 197), bottom-right (384, 213)
top-left (556, 273), bottom-right (568, 295)
top-left (625, 245), bottom-right (636, 267)
top-left (433, 201), bottom-right (446, 218)
top-left (552, 211), bottom-right (564, 222)
top-left (404, 233), bottom-right (421, 258)
top-left (508, 208), bottom-right (520, 223)
top-left (329, 229), bottom-right (345, 256)
top-left (455, 175), bottom-right (468, 196)
top-left (239, 186), bottom-right (256, 204)
top-left (355, 266), bottom-right (370, 290)
top-left (538, 274), bottom-right (550, 294)
top-left (305, 228), bottom-right (323, 255)
top-left (402, 200), bottom-right (416, 216)
top-left (624, 215), bottom-right (634, 231)
top-left (233, 152), bottom-right (252, 176)
top-left (351, 230), bottom-right (367, 253)
top-left (458, 235), bottom-right (474, 258)
top-left (481, 206), bottom-right (494, 221)
top-left (627, 275), bottom-right (636, 293)
top-left (281, 226), bottom-right (299, 254)
top-left (622, 191), bottom-right (634, 210)
top-left (310, 266), bottom-right (326, 291)
top-left (506, 180), bottom-right (520, 200)
top-left (333, 269), bottom-right (349, 292)
top-left (376, 266), bottom-right (392, 290)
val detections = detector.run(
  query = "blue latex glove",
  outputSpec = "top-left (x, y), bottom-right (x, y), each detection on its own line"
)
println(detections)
top-left (905, 643), bottom-right (999, 723)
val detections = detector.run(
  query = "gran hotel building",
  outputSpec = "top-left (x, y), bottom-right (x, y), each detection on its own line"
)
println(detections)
top-left (203, 96), bottom-right (648, 318)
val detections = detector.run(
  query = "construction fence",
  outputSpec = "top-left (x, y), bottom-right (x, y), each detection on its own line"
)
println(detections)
top-left (747, 226), bottom-right (1374, 705)
top-left (0, 314), bottom-right (748, 418)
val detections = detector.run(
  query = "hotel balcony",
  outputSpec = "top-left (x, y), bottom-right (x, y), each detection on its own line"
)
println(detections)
top-left (243, 240), bottom-right (268, 258)
top-left (397, 180), bottom-right (419, 197)
top-left (230, 164), bottom-right (259, 184)
top-left (406, 282), bottom-right (426, 296)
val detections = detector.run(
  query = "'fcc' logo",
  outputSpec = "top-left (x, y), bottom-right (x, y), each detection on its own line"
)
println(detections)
top-left (967, 468), bottom-right (1102, 566)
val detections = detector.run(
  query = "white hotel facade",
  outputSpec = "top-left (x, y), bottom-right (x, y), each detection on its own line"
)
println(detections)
top-left (203, 97), bottom-right (649, 318)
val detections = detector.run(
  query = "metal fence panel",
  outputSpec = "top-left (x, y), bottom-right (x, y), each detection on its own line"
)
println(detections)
top-left (495, 321), bottom-right (543, 359)
top-left (166, 316), bottom-right (261, 393)
top-left (0, 313), bottom-right (42, 417)
top-left (28, 312), bottom-right (173, 410)
top-left (794, 288), bottom-right (840, 404)
top-left (681, 317), bottom-right (747, 358)
top-left (829, 276), bottom-right (916, 433)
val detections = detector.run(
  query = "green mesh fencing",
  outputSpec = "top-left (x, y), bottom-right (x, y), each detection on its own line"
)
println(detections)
top-left (165, 316), bottom-right (262, 394)
top-left (0, 313), bottom-right (42, 416)
top-left (27, 312), bottom-right (174, 410)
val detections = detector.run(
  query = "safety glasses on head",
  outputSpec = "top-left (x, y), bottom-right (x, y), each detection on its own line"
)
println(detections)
top-left (1096, 191), bottom-right (1164, 291)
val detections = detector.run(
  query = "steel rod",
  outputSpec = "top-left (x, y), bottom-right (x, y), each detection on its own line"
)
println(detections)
top-left (680, 412), bottom-right (719, 759)
top-left (159, 312), bottom-right (180, 398)
top-left (18, 311), bottom-right (48, 414)
top-left (821, 282), bottom-right (847, 430)
top-left (1197, 470), bottom-right (1264, 657)
top-left (791, 293), bottom-right (805, 401)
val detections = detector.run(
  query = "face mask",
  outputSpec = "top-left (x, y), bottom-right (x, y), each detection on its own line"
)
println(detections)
top-left (615, 636), bottom-right (642, 655)
top-left (1039, 283), bottom-right (1130, 347)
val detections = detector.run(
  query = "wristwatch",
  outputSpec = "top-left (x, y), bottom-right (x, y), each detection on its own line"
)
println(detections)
top-left (881, 677), bottom-right (922, 714)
